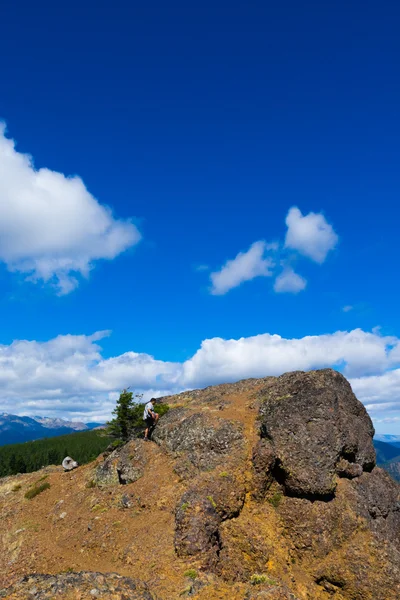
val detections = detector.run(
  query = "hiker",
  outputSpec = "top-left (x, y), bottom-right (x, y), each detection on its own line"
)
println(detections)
top-left (143, 397), bottom-right (160, 441)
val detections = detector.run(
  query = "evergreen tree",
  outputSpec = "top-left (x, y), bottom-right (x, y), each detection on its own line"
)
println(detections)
top-left (106, 389), bottom-right (143, 441)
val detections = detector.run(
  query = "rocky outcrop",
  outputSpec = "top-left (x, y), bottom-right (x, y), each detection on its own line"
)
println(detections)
top-left (0, 571), bottom-right (153, 599)
top-left (153, 409), bottom-right (244, 478)
top-left (2, 368), bottom-right (400, 600)
top-left (255, 369), bottom-right (376, 498)
top-left (93, 439), bottom-right (146, 487)
top-left (247, 369), bottom-right (400, 599)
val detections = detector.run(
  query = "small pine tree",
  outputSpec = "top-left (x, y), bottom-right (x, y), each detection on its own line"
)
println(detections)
top-left (106, 389), bottom-right (143, 441)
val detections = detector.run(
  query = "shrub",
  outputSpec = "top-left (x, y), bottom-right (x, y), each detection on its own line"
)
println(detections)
top-left (207, 495), bottom-right (217, 509)
top-left (250, 574), bottom-right (277, 586)
top-left (35, 475), bottom-right (48, 484)
top-left (12, 484), bottom-right (22, 492)
top-left (24, 482), bottom-right (50, 500)
top-left (268, 492), bottom-right (283, 508)
top-left (184, 569), bottom-right (198, 580)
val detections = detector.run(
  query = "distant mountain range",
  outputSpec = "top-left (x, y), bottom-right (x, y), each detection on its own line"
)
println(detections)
top-left (374, 434), bottom-right (400, 448)
top-left (373, 438), bottom-right (400, 482)
top-left (0, 413), bottom-right (104, 446)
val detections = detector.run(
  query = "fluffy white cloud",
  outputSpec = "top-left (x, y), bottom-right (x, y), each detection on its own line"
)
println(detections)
top-left (1, 328), bottom-right (400, 423)
top-left (274, 268), bottom-right (307, 294)
top-left (210, 241), bottom-right (274, 295)
top-left (207, 207), bottom-right (338, 296)
top-left (284, 206), bottom-right (338, 263)
top-left (0, 124), bottom-right (141, 294)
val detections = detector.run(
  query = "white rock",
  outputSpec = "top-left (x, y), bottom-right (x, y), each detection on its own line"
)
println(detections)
top-left (62, 457), bottom-right (79, 471)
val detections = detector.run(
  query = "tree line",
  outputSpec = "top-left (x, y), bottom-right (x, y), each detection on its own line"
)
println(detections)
top-left (0, 429), bottom-right (112, 477)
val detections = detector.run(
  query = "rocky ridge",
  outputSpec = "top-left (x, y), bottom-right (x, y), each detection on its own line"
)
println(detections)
top-left (1, 368), bottom-right (400, 599)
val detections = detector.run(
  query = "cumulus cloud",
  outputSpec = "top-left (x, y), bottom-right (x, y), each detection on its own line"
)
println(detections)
top-left (273, 268), bottom-right (307, 294)
top-left (343, 305), bottom-right (354, 312)
top-left (0, 124), bottom-right (141, 294)
top-left (284, 206), bottom-right (338, 263)
top-left (210, 241), bottom-right (274, 295)
top-left (1, 328), bottom-right (400, 422)
top-left (206, 207), bottom-right (338, 296)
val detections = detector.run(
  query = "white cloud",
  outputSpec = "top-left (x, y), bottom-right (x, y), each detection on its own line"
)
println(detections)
top-left (284, 206), bottom-right (338, 263)
top-left (343, 305), bottom-right (353, 312)
top-left (210, 241), bottom-right (274, 295)
top-left (274, 268), bottom-right (307, 294)
top-left (0, 124), bottom-right (141, 294)
top-left (205, 207), bottom-right (338, 296)
top-left (1, 328), bottom-right (400, 423)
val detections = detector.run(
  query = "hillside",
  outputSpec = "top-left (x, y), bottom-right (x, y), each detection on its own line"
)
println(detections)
top-left (1, 369), bottom-right (400, 599)
top-left (0, 429), bottom-right (113, 478)
top-left (0, 413), bottom-right (103, 446)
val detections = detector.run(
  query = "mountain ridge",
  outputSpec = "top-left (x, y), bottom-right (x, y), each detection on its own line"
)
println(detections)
top-left (0, 413), bottom-right (103, 446)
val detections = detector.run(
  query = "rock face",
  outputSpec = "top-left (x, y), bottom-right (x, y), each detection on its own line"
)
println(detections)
top-left (175, 472), bottom-right (246, 566)
top-left (153, 409), bottom-right (244, 476)
top-left (0, 571), bottom-right (153, 599)
top-left (162, 369), bottom-right (400, 598)
top-left (256, 369), bottom-right (376, 498)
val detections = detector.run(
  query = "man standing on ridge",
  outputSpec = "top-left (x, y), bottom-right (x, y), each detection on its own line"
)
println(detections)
top-left (143, 397), bottom-right (159, 441)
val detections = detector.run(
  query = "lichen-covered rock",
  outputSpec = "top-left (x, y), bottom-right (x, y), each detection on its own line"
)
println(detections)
top-left (313, 535), bottom-right (400, 600)
top-left (153, 409), bottom-right (244, 473)
top-left (350, 467), bottom-right (400, 542)
top-left (0, 571), bottom-right (154, 599)
top-left (175, 473), bottom-right (245, 566)
top-left (252, 439), bottom-right (276, 500)
top-left (274, 472), bottom-right (400, 597)
top-left (257, 369), bottom-right (375, 498)
top-left (336, 457), bottom-right (363, 479)
top-left (93, 439), bottom-right (146, 487)
top-left (217, 514), bottom-right (276, 582)
top-left (277, 487), bottom-right (360, 559)
top-left (244, 585), bottom-right (300, 599)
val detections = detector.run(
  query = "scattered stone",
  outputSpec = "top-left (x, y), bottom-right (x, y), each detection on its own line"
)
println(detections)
top-left (0, 571), bottom-right (154, 599)
top-left (120, 494), bottom-right (133, 509)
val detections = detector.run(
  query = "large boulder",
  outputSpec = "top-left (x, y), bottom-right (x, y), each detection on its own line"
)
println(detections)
top-left (256, 369), bottom-right (376, 498)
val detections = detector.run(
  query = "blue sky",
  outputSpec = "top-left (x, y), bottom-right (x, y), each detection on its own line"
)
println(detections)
top-left (0, 1), bottom-right (399, 432)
